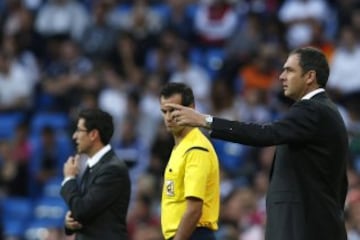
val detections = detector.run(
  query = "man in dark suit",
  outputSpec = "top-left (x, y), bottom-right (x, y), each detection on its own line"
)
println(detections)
top-left (166, 47), bottom-right (349, 240)
top-left (60, 109), bottom-right (131, 240)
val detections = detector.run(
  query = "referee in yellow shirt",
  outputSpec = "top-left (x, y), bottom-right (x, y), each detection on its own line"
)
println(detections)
top-left (159, 82), bottom-right (220, 240)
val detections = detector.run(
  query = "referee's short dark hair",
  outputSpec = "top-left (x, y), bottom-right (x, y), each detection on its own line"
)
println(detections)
top-left (160, 82), bottom-right (195, 107)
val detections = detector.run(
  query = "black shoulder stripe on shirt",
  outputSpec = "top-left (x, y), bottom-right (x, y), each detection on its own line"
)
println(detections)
top-left (184, 146), bottom-right (209, 156)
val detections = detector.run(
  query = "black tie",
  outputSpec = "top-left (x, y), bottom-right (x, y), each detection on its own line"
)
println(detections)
top-left (80, 166), bottom-right (91, 193)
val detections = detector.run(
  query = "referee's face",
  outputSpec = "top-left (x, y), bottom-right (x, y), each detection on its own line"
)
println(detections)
top-left (160, 94), bottom-right (184, 133)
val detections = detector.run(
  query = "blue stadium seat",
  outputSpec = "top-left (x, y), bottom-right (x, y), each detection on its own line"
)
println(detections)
top-left (0, 112), bottom-right (25, 139)
top-left (205, 48), bottom-right (225, 79)
top-left (32, 196), bottom-right (67, 227)
top-left (24, 219), bottom-right (63, 240)
top-left (42, 176), bottom-right (63, 198)
top-left (189, 47), bottom-right (205, 66)
top-left (28, 114), bottom-right (73, 198)
top-left (29, 132), bottom-right (74, 177)
top-left (30, 112), bottom-right (70, 136)
top-left (3, 219), bottom-right (27, 237)
top-left (2, 197), bottom-right (33, 238)
top-left (2, 197), bottom-right (33, 221)
top-left (151, 3), bottom-right (170, 21)
top-left (212, 139), bottom-right (249, 175)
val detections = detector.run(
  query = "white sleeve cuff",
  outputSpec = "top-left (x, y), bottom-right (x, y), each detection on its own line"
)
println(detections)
top-left (61, 176), bottom-right (76, 186)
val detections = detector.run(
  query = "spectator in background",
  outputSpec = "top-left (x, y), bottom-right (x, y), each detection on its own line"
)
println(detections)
top-left (81, 0), bottom-right (117, 61)
top-left (164, 0), bottom-right (195, 42)
top-left (132, 224), bottom-right (162, 240)
top-left (148, 123), bottom-right (174, 186)
top-left (36, 126), bottom-right (57, 179)
top-left (224, 12), bottom-right (263, 70)
top-left (35, 0), bottom-right (89, 41)
top-left (237, 44), bottom-right (278, 95)
top-left (328, 25), bottom-right (360, 158)
top-left (41, 38), bottom-right (93, 111)
top-left (351, 6), bottom-right (360, 41)
top-left (69, 88), bottom-right (100, 126)
top-left (30, 126), bottom-right (61, 196)
top-left (209, 79), bottom-right (238, 119)
top-left (220, 187), bottom-right (265, 240)
top-left (223, 14), bottom-right (287, 85)
top-left (328, 26), bottom-right (360, 116)
top-left (2, 34), bottom-right (40, 88)
top-left (334, 0), bottom-right (358, 30)
top-left (235, 43), bottom-right (277, 123)
top-left (345, 188), bottom-right (360, 240)
top-left (5, 122), bottom-right (31, 196)
top-left (145, 28), bottom-right (186, 83)
top-left (1, 0), bottom-right (23, 35)
top-left (2, 0), bottom-right (46, 59)
top-left (127, 194), bottom-right (160, 240)
top-left (307, 21), bottom-right (335, 61)
top-left (109, 32), bottom-right (145, 78)
top-left (278, 0), bottom-right (330, 48)
top-left (0, 50), bottom-right (35, 111)
top-left (114, 114), bottom-right (150, 202)
top-left (208, 79), bottom-right (251, 177)
top-left (139, 74), bottom-right (163, 127)
top-left (169, 48), bottom-right (211, 112)
top-left (194, 0), bottom-right (237, 48)
top-left (109, 0), bottom-right (162, 53)
top-left (0, 139), bottom-right (29, 197)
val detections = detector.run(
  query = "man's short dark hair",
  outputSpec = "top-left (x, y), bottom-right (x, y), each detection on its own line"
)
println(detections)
top-left (290, 47), bottom-right (329, 88)
top-left (78, 109), bottom-right (113, 145)
top-left (160, 82), bottom-right (195, 107)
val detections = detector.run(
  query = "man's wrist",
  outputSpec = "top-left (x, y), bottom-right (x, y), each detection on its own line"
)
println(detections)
top-left (62, 176), bottom-right (76, 186)
top-left (204, 115), bottom-right (213, 129)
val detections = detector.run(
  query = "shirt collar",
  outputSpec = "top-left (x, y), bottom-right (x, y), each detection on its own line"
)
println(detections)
top-left (87, 144), bottom-right (111, 168)
top-left (301, 88), bottom-right (325, 100)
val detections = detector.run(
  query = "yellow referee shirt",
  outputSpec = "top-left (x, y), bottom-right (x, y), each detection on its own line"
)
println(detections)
top-left (161, 128), bottom-right (220, 240)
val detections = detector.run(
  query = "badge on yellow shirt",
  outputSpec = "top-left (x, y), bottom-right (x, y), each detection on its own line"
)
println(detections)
top-left (165, 180), bottom-right (175, 196)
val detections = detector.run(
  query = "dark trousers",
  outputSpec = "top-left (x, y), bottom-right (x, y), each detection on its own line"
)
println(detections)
top-left (168, 227), bottom-right (216, 240)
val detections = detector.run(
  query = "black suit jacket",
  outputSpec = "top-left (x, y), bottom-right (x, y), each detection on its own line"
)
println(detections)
top-left (210, 92), bottom-right (348, 240)
top-left (61, 150), bottom-right (131, 240)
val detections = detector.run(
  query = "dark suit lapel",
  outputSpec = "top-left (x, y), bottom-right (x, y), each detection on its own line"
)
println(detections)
top-left (268, 93), bottom-right (327, 182)
top-left (85, 150), bottom-right (115, 187)
top-left (269, 150), bottom-right (276, 181)
top-left (80, 166), bottom-right (90, 194)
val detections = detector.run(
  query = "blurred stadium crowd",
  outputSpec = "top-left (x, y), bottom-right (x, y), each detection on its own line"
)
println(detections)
top-left (1, 0), bottom-right (360, 239)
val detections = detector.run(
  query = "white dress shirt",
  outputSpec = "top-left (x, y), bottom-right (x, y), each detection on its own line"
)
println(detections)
top-left (301, 88), bottom-right (325, 100)
top-left (62, 145), bottom-right (111, 186)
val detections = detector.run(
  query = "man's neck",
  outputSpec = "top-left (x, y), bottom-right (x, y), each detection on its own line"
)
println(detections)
top-left (173, 127), bottom-right (193, 146)
top-left (87, 143), bottom-right (105, 158)
top-left (301, 88), bottom-right (325, 100)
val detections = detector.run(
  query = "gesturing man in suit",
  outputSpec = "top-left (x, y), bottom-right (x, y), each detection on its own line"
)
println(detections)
top-left (166, 47), bottom-right (349, 240)
top-left (61, 109), bottom-right (131, 240)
